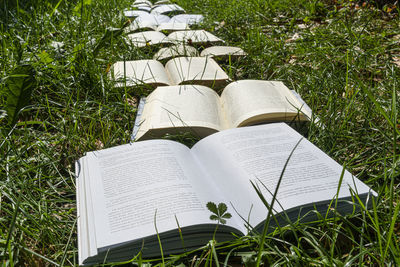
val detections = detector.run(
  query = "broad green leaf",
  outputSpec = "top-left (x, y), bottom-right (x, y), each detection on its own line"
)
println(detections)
top-left (217, 203), bottom-right (227, 215)
top-left (209, 214), bottom-right (219, 221)
top-left (5, 64), bottom-right (36, 126)
top-left (222, 213), bottom-right (232, 219)
top-left (206, 202), bottom-right (218, 215)
top-left (207, 201), bottom-right (231, 225)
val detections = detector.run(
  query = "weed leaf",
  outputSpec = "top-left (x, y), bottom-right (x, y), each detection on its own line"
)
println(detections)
top-left (206, 202), bottom-right (218, 215)
top-left (93, 21), bottom-right (130, 57)
top-left (5, 64), bottom-right (36, 126)
top-left (207, 201), bottom-right (231, 225)
top-left (217, 203), bottom-right (227, 215)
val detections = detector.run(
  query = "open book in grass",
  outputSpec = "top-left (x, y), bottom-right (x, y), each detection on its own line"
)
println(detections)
top-left (200, 46), bottom-right (247, 60)
top-left (133, 80), bottom-right (312, 140)
top-left (111, 57), bottom-right (230, 89)
top-left (124, 8), bottom-right (204, 26)
top-left (153, 45), bottom-right (247, 62)
top-left (127, 30), bottom-right (223, 48)
top-left (124, 13), bottom-right (190, 33)
top-left (127, 2), bottom-right (185, 16)
top-left (76, 122), bottom-right (375, 265)
top-left (153, 44), bottom-right (199, 61)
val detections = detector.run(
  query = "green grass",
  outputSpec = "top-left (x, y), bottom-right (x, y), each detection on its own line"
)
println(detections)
top-left (1, 0), bottom-right (399, 266)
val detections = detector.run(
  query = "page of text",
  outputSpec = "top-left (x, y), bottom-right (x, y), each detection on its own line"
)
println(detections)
top-left (86, 140), bottom-right (236, 249)
top-left (221, 80), bottom-right (310, 128)
top-left (165, 57), bottom-right (229, 85)
top-left (137, 85), bottom-right (226, 139)
top-left (113, 60), bottom-right (171, 87)
top-left (192, 123), bottom-right (371, 229)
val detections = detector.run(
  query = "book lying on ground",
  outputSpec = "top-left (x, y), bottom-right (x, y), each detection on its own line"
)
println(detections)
top-left (151, 4), bottom-right (185, 16)
top-left (124, 5), bottom-right (203, 25)
top-left (132, 3), bottom-right (152, 12)
top-left (153, 45), bottom-right (246, 62)
top-left (133, 0), bottom-right (153, 5)
top-left (127, 31), bottom-right (171, 47)
top-left (123, 10), bottom-right (149, 18)
top-left (127, 30), bottom-right (223, 47)
top-left (76, 122), bottom-right (375, 265)
top-left (153, 44), bottom-right (199, 61)
top-left (200, 46), bottom-right (247, 60)
top-left (169, 14), bottom-right (204, 25)
top-left (132, 80), bottom-right (312, 140)
top-left (129, 2), bottom-right (185, 16)
top-left (111, 57), bottom-right (230, 88)
top-left (125, 14), bottom-right (190, 33)
top-left (168, 30), bottom-right (224, 46)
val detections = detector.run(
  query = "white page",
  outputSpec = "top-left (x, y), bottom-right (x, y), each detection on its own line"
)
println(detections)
top-left (85, 140), bottom-right (239, 249)
top-left (169, 14), bottom-right (204, 25)
top-left (165, 57), bottom-right (229, 86)
top-left (156, 22), bottom-right (190, 33)
top-left (125, 20), bottom-right (158, 33)
top-left (111, 60), bottom-right (171, 87)
top-left (82, 157), bottom-right (98, 258)
top-left (154, 0), bottom-right (171, 4)
top-left (191, 123), bottom-right (373, 229)
top-left (124, 10), bottom-right (149, 18)
top-left (126, 14), bottom-right (171, 33)
top-left (133, 0), bottom-right (152, 6)
top-left (127, 31), bottom-right (170, 47)
top-left (76, 159), bottom-right (88, 265)
top-left (151, 4), bottom-right (185, 15)
top-left (153, 44), bottom-right (198, 61)
top-left (168, 30), bottom-right (223, 45)
top-left (200, 46), bottom-right (247, 58)
top-left (136, 85), bottom-right (226, 140)
top-left (221, 80), bottom-right (312, 128)
top-left (134, 5), bottom-right (152, 12)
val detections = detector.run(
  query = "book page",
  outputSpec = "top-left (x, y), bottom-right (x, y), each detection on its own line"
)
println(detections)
top-left (165, 57), bottom-right (229, 87)
top-left (125, 20), bottom-right (158, 33)
top-left (200, 46), bottom-right (247, 58)
top-left (127, 31), bottom-right (170, 47)
top-left (125, 14), bottom-right (171, 33)
top-left (168, 30), bottom-right (223, 45)
top-left (156, 22), bottom-right (190, 33)
top-left (169, 14), bottom-right (204, 25)
top-left (134, 0), bottom-right (152, 5)
top-left (134, 5), bottom-right (152, 12)
top-left (76, 159), bottom-right (89, 265)
top-left (111, 60), bottom-right (172, 87)
top-left (135, 85), bottom-right (228, 140)
top-left (220, 80), bottom-right (312, 128)
top-left (84, 140), bottom-right (240, 250)
top-left (191, 123), bottom-right (372, 229)
top-left (150, 4), bottom-right (185, 16)
top-left (153, 45), bottom-right (198, 61)
top-left (123, 10), bottom-right (149, 19)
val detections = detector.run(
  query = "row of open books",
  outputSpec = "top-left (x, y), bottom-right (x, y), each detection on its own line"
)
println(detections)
top-left (76, 1), bottom-right (376, 265)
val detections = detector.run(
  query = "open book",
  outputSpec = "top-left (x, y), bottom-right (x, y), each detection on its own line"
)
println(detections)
top-left (133, 80), bottom-right (312, 140)
top-left (127, 30), bottom-right (223, 48)
top-left (124, 13), bottom-right (190, 33)
top-left (111, 57), bottom-right (230, 89)
top-left (153, 45), bottom-right (246, 62)
top-left (76, 123), bottom-right (375, 265)
top-left (200, 46), bottom-right (247, 60)
top-left (128, 2), bottom-right (185, 16)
